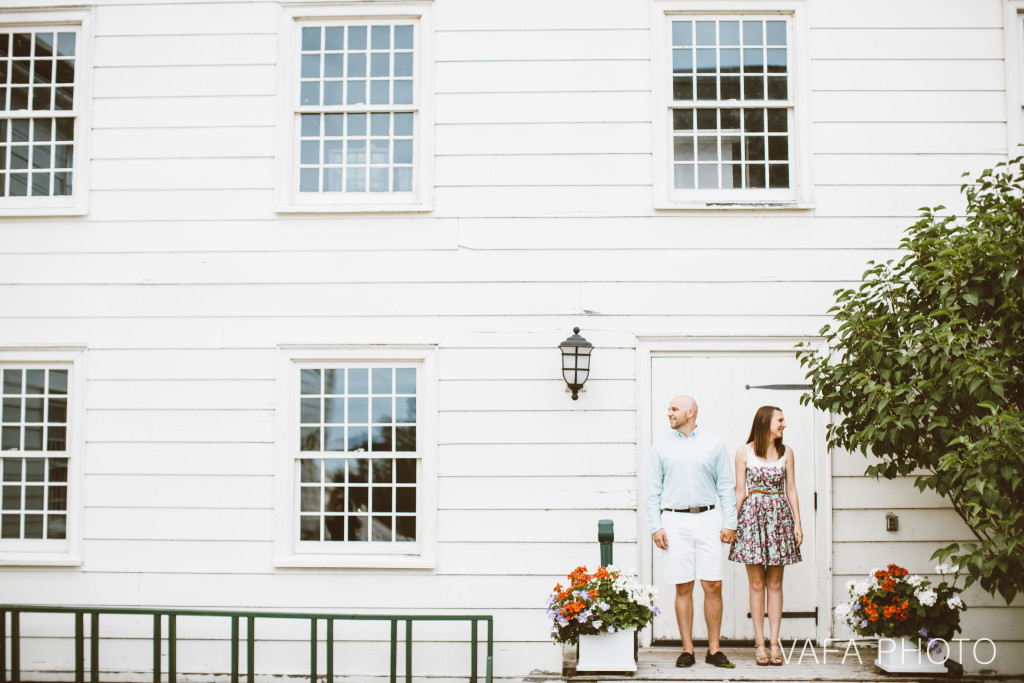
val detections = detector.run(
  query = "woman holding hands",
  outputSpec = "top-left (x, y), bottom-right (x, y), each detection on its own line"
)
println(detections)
top-left (728, 406), bottom-right (803, 666)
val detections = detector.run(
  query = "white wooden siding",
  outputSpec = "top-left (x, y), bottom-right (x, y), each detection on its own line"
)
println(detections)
top-left (0, 0), bottom-right (1019, 678)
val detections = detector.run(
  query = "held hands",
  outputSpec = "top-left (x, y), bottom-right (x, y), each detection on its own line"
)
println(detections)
top-left (653, 528), bottom-right (668, 550)
top-left (720, 528), bottom-right (736, 544)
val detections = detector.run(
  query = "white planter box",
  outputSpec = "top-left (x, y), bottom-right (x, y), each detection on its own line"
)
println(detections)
top-left (576, 627), bottom-right (637, 673)
top-left (875, 637), bottom-right (947, 674)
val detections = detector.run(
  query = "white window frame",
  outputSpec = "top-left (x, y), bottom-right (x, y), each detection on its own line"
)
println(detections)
top-left (276, 1), bottom-right (434, 213)
top-left (651, 0), bottom-right (812, 209)
top-left (0, 346), bottom-right (84, 567)
top-left (274, 345), bottom-right (437, 569)
top-left (0, 6), bottom-right (91, 217)
top-left (1004, 1), bottom-right (1024, 155)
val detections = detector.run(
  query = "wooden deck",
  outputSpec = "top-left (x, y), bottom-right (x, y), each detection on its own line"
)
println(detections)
top-left (559, 645), bottom-right (1024, 682)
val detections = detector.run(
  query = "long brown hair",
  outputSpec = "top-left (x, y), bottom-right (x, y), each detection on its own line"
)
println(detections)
top-left (747, 405), bottom-right (784, 459)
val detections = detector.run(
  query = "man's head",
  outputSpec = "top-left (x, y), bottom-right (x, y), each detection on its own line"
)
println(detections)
top-left (667, 395), bottom-right (698, 432)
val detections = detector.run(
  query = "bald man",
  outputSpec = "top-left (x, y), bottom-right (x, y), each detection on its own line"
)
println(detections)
top-left (645, 395), bottom-right (737, 668)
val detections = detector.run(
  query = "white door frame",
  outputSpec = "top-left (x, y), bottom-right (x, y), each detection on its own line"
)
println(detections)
top-left (635, 336), bottom-right (834, 646)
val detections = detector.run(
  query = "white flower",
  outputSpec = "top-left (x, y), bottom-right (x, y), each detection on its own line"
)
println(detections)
top-left (848, 580), bottom-right (871, 597)
top-left (906, 575), bottom-right (925, 587)
top-left (935, 563), bottom-right (953, 575)
top-left (868, 567), bottom-right (883, 578)
top-left (915, 588), bottom-right (937, 607)
top-left (834, 603), bottom-right (851, 618)
top-left (947, 596), bottom-right (964, 610)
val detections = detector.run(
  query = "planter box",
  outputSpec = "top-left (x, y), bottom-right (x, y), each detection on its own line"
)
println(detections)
top-left (576, 627), bottom-right (637, 673)
top-left (875, 637), bottom-right (947, 674)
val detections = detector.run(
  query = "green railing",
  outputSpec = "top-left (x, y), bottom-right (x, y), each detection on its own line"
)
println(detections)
top-left (0, 606), bottom-right (493, 683)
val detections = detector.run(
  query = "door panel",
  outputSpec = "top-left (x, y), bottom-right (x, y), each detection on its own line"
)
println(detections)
top-left (649, 353), bottom-right (817, 642)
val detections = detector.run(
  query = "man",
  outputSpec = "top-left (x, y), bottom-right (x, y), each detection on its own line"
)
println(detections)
top-left (645, 395), bottom-right (737, 668)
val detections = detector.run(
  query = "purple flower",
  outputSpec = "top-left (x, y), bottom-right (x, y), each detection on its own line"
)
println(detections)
top-left (852, 603), bottom-right (859, 612)
top-left (653, 606), bottom-right (661, 616)
top-left (919, 628), bottom-right (929, 638)
top-left (860, 620), bottom-right (868, 629)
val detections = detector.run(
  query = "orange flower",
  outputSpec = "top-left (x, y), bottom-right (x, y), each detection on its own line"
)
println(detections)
top-left (881, 578), bottom-right (896, 591)
top-left (594, 566), bottom-right (611, 580)
top-left (589, 589), bottom-right (600, 598)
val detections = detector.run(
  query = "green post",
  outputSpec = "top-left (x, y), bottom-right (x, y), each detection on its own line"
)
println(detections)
top-left (11, 610), bottom-right (19, 683)
top-left (310, 619), bottom-right (317, 683)
top-left (153, 614), bottom-right (161, 683)
top-left (469, 620), bottom-right (478, 683)
top-left (247, 617), bottom-right (255, 683)
top-left (90, 613), bottom-right (99, 683)
top-left (1, 609), bottom-right (8, 683)
top-left (74, 612), bottom-right (83, 683)
top-left (598, 519), bottom-right (614, 567)
top-left (231, 617), bottom-right (239, 683)
top-left (326, 620), bottom-right (333, 683)
top-left (169, 615), bottom-right (176, 683)
top-left (389, 620), bottom-right (397, 683)
top-left (404, 620), bottom-right (412, 683)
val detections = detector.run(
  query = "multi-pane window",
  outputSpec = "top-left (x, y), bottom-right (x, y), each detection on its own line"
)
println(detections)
top-left (297, 366), bottom-right (418, 544)
top-left (1, 368), bottom-right (68, 541)
top-left (670, 18), bottom-right (791, 191)
top-left (0, 30), bottom-right (77, 198)
top-left (296, 23), bottom-right (415, 194)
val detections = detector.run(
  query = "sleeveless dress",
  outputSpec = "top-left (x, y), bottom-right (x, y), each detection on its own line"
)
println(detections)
top-left (728, 444), bottom-right (801, 565)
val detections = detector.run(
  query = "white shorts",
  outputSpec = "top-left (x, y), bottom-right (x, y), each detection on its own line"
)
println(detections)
top-left (661, 509), bottom-right (724, 584)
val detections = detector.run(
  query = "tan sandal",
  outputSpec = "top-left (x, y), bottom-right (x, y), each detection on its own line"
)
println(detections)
top-left (754, 641), bottom-right (769, 666)
top-left (769, 642), bottom-right (783, 666)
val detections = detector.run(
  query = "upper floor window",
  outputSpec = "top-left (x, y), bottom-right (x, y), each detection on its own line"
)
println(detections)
top-left (0, 8), bottom-right (90, 216)
top-left (277, 3), bottom-right (433, 213)
top-left (652, 4), bottom-right (809, 208)
top-left (1005, 3), bottom-right (1024, 152)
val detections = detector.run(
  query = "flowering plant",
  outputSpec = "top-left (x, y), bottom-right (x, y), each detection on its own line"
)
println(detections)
top-left (546, 565), bottom-right (660, 645)
top-left (835, 563), bottom-right (965, 648)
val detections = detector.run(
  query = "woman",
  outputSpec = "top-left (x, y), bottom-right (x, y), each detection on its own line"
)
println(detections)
top-left (728, 406), bottom-right (802, 666)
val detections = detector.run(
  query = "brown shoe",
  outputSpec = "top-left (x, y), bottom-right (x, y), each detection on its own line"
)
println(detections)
top-left (755, 642), bottom-right (769, 666)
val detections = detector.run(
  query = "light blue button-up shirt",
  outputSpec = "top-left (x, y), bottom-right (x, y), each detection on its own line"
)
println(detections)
top-left (645, 426), bottom-right (737, 532)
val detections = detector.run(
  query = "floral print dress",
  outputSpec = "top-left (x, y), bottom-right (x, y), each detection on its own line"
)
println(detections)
top-left (728, 444), bottom-right (801, 566)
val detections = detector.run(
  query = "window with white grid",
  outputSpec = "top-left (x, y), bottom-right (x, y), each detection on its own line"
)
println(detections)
top-left (279, 4), bottom-right (432, 212)
top-left (297, 366), bottom-right (419, 544)
top-left (653, 6), bottom-right (806, 207)
top-left (0, 10), bottom-right (88, 215)
top-left (1, 368), bottom-right (69, 541)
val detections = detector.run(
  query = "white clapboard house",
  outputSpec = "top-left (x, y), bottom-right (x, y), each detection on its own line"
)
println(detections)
top-left (0, 0), bottom-right (1021, 679)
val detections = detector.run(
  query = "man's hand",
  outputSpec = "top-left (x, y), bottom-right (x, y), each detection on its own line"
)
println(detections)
top-left (720, 528), bottom-right (736, 544)
top-left (653, 528), bottom-right (668, 550)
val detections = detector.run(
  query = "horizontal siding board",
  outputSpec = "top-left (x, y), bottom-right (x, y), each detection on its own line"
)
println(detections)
top-left (93, 65), bottom-right (276, 98)
top-left (94, 2), bottom-right (278, 36)
top-left (93, 35), bottom-right (277, 67)
top-left (436, 0), bottom-right (650, 31)
top-left (0, 249), bottom-right (899, 285)
top-left (813, 122), bottom-right (1007, 154)
top-left (87, 379), bottom-right (276, 410)
top-left (436, 60), bottom-right (650, 94)
top-left (91, 158), bottom-right (273, 191)
top-left (808, 28), bottom-right (1005, 59)
top-left (83, 474), bottom-right (273, 509)
top-left (85, 443), bottom-right (275, 477)
top-left (91, 126), bottom-right (274, 159)
top-left (832, 476), bottom-right (950, 510)
top-left (437, 541), bottom-right (630, 574)
top-left (812, 185), bottom-right (967, 218)
top-left (437, 509), bottom-right (637, 543)
top-left (579, 282), bottom-right (844, 316)
top-left (88, 349), bottom-right (275, 381)
top-left (440, 443), bottom-right (637, 478)
top-left (439, 410), bottom-right (635, 445)
top-left (435, 154), bottom-right (652, 188)
top-left (93, 96), bottom-right (275, 129)
top-left (811, 91), bottom-right (1006, 123)
top-left (806, 1), bottom-right (1003, 28)
top-left (89, 190), bottom-right (274, 220)
top-left (87, 409), bottom-right (274, 443)
top-left (833, 509), bottom-right (974, 542)
top-left (438, 475), bottom-right (636, 510)
top-left (440, 379), bottom-right (635, 412)
top-left (435, 122), bottom-right (651, 155)
top-left (810, 60), bottom-right (1005, 92)
top-left (814, 154), bottom-right (1004, 186)
top-left (436, 92), bottom-right (649, 125)
top-left (436, 29), bottom-right (649, 61)
top-left (833, 541), bottom-right (968, 576)
top-left (438, 347), bottom-right (634, 381)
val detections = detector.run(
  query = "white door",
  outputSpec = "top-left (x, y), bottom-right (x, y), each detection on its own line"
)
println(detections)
top-left (649, 352), bottom-right (818, 643)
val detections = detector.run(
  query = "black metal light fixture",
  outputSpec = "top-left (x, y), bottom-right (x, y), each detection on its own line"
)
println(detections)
top-left (558, 327), bottom-right (593, 400)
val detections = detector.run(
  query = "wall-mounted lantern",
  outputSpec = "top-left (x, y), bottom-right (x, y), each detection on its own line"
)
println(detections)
top-left (885, 512), bottom-right (899, 532)
top-left (558, 327), bottom-right (593, 400)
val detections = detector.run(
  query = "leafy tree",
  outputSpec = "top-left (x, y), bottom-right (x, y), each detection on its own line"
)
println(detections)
top-left (797, 157), bottom-right (1024, 604)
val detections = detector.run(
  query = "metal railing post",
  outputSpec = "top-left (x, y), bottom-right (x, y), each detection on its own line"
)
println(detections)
top-left (74, 612), bottom-right (83, 683)
top-left (389, 619), bottom-right (397, 683)
top-left (310, 619), bottom-right (317, 683)
top-left (470, 619), bottom-right (478, 683)
top-left (90, 612), bottom-right (99, 683)
top-left (10, 610), bottom-right (19, 683)
top-left (246, 617), bottom-right (255, 683)
top-left (153, 614), bottom-right (161, 683)
top-left (598, 519), bottom-right (614, 566)
top-left (404, 620), bottom-right (412, 683)
top-left (486, 618), bottom-right (494, 683)
top-left (0, 609), bottom-right (7, 683)
top-left (230, 616), bottom-right (239, 683)
top-left (326, 620), bottom-right (333, 683)
top-left (169, 615), bottom-right (176, 683)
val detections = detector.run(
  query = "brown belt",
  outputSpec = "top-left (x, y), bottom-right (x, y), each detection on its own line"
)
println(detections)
top-left (748, 489), bottom-right (784, 495)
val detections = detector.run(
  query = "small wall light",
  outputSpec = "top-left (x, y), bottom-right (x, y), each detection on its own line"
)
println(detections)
top-left (885, 512), bottom-right (899, 532)
top-left (558, 327), bottom-right (593, 400)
